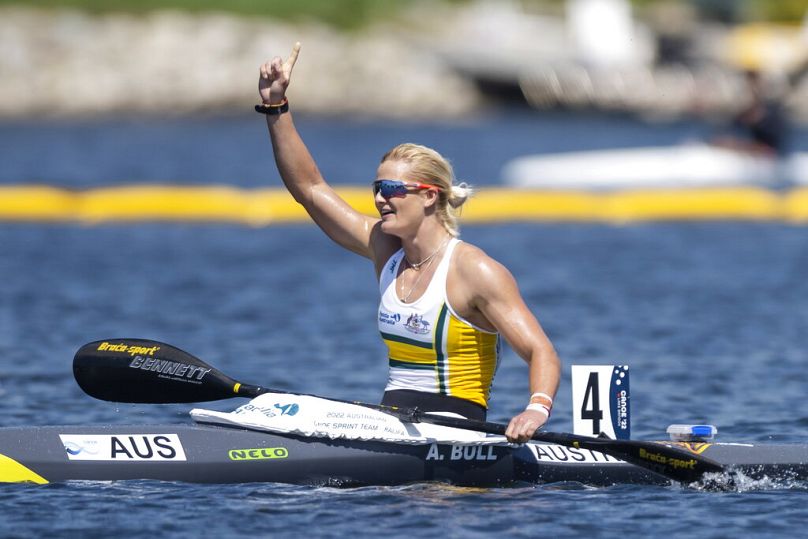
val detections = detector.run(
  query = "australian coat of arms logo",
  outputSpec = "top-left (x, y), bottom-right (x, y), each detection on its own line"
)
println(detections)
top-left (404, 313), bottom-right (431, 335)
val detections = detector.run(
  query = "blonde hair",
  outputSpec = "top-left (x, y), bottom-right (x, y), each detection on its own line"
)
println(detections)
top-left (381, 143), bottom-right (473, 237)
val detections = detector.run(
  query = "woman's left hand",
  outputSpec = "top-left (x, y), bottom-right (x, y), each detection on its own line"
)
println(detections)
top-left (505, 409), bottom-right (548, 443)
top-left (259, 42), bottom-right (301, 104)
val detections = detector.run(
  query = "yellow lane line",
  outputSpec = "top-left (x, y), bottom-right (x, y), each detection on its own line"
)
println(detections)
top-left (1, 185), bottom-right (807, 224)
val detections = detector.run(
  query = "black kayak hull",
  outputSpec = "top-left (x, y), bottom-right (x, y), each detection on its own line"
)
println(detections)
top-left (2, 424), bottom-right (806, 487)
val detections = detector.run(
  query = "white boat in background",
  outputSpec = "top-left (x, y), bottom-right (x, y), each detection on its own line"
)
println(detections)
top-left (501, 144), bottom-right (808, 190)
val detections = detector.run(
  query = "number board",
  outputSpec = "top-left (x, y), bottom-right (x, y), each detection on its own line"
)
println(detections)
top-left (571, 365), bottom-right (630, 439)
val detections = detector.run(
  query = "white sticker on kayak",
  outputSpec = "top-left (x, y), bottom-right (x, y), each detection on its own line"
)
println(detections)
top-left (60, 434), bottom-right (187, 461)
top-left (528, 444), bottom-right (622, 464)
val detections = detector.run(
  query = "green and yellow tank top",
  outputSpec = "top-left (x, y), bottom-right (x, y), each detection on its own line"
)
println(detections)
top-left (378, 239), bottom-right (500, 408)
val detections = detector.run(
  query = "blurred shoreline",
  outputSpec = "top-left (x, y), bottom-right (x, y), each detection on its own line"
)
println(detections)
top-left (0, 5), bottom-right (482, 120)
top-left (1, 3), bottom-right (807, 122)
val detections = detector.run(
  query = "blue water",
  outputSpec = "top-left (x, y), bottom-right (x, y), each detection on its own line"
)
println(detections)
top-left (1, 111), bottom-right (808, 537)
top-left (1, 109), bottom-right (771, 188)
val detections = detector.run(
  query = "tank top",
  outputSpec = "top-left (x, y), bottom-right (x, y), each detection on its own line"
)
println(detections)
top-left (378, 238), bottom-right (500, 408)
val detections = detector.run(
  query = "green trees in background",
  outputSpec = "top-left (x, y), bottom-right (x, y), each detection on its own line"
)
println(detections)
top-left (3, 0), bottom-right (806, 27)
top-left (0, 0), bottom-right (408, 29)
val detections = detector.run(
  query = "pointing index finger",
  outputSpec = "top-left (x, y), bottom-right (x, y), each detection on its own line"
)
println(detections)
top-left (285, 42), bottom-right (301, 70)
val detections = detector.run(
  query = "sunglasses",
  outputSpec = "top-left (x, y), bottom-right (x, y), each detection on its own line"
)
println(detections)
top-left (372, 179), bottom-right (439, 198)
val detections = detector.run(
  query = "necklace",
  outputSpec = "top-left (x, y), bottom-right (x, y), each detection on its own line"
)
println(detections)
top-left (406, 237), bottom-right (450, 271)
top-left (400, 237), bottom-right (450, 303)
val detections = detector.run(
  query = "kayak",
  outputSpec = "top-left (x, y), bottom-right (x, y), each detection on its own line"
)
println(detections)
top-left (501, 144), bottom-right (808, 190)
top-left (2, 423), bottom-right (807, 487)
top-left (5, 339), bottom-right (801, 488)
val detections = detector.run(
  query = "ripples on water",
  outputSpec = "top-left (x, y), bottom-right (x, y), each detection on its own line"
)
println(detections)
top-left (1, 222), bottom-right (807, 537)
top-left (2, 480), bottom-right (807, 538)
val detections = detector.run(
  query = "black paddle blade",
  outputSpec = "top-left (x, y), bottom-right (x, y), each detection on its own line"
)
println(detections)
top-left (73, 339), bottom-right (264, 403)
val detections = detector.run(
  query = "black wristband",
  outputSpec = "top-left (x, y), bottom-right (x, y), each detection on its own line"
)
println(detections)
top-left (255, 99), bottom-right (289, 115)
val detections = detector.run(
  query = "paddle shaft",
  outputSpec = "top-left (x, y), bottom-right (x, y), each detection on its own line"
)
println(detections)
top-left (73, 338), bottom-right (726, 484)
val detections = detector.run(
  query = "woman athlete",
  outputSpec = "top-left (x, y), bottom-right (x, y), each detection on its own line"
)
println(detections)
top-left (258, 43), bottom-right (560, 443)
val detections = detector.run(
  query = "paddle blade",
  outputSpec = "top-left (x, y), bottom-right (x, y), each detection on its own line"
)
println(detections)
top-left (73, 339), bottom-right (262, 403)
top-left (533, 431), bottom-right (726, 484)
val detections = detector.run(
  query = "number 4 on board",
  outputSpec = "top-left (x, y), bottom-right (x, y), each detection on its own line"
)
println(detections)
top-left (571, 365), bottom-right (630, 439)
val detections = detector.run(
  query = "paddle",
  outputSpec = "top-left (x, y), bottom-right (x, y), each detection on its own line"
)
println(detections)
top-left (74, 338), bottom-right (726, 484)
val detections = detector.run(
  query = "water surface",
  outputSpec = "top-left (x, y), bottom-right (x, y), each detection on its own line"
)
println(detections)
top-left (1, 112), bottom-right (807, 537)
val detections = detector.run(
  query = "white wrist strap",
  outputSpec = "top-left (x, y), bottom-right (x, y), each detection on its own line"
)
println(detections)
top-left (525, 403), bottom-right (550, 417)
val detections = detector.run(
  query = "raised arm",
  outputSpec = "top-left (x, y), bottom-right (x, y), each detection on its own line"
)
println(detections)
top-left (259, 43), bottom-right (380, 259)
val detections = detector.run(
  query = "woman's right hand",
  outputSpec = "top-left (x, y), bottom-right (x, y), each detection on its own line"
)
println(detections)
top-left (259, 42), bottom-right (301, 105)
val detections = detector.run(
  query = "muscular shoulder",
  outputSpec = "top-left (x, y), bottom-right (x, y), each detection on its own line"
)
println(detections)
top-left (454, 242), bottom-right (511, 278)
top-left (452, 242), bottom-right (519, 302)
